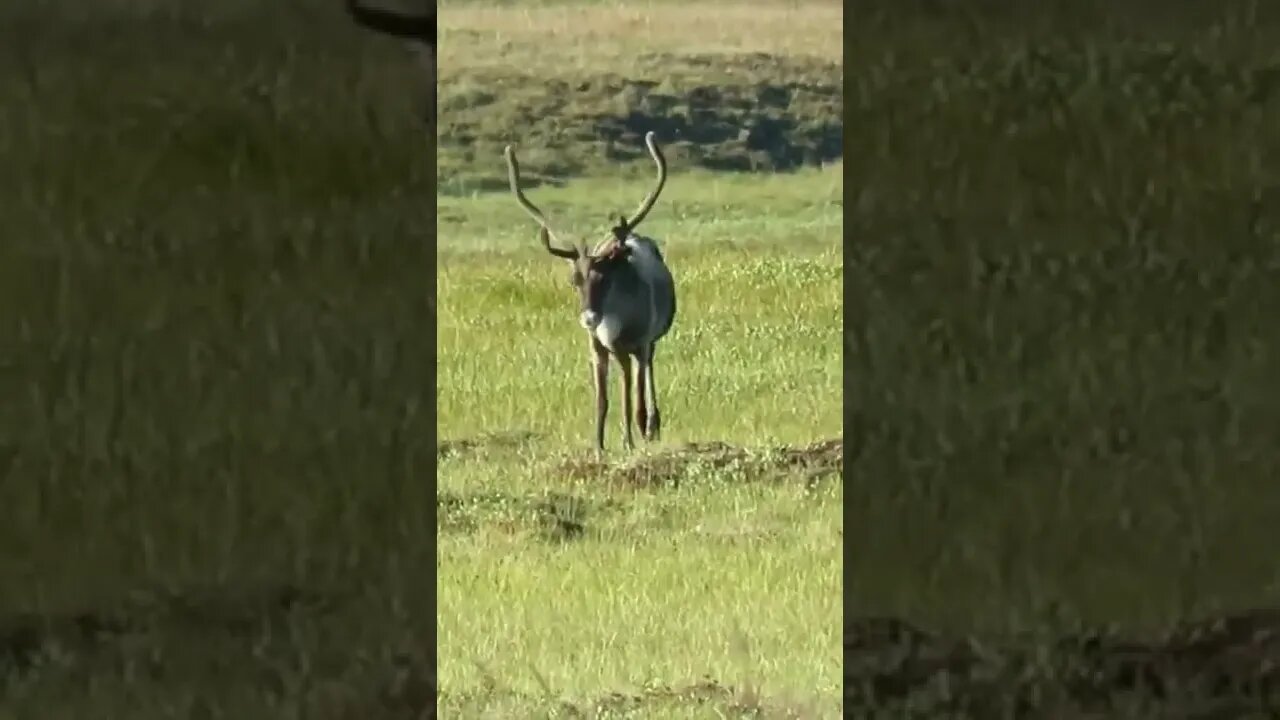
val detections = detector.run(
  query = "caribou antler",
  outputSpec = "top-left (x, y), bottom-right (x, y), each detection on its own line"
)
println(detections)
top-left (346, 1), bottom-right (436, 125)
top-left (504, 146), bottom-right (579, 259)
top-left (621, 131), bottom-right (668, 234)
top-left (345, 0), bottom-right (436, 41)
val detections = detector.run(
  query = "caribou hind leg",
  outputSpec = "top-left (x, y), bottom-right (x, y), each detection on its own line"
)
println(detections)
top-left (591, 339), bottom-right (610, 452)
top-left (617, 353), bottom-right (635, 450)
top-left (647, 343), bottom-right (662, 440)
top-left (639, 343), bottom-right (661, 441)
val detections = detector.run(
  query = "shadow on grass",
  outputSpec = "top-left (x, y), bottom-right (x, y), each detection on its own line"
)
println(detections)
top-left (0, 583), bottom-right (331, 675)
top-left (437, 430), bottom-right (541, 459)
top-left (438, 489), bottom-right (622, 543)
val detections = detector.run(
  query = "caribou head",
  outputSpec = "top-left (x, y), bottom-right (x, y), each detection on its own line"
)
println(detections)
top-left (503, 132), bottom-right (669, 332)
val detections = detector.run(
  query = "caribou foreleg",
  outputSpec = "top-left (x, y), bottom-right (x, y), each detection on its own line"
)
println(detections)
top-left (591, 339), bottom-right (610, 452)
top-left (634, 352), bottom-right (649, 442)
top-left (617, 353), bottom-right (635, 450)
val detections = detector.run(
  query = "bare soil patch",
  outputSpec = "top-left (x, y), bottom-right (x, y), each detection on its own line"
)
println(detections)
top-left (846, 609), bottom-right (1280, 716)
top-left (557, 438), bottom-right (842, 488)
top-left (445, 676), bottom-right (825, 718)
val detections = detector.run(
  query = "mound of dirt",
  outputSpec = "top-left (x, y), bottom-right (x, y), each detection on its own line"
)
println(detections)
top-left (438, 51), bottom-right (842, 186)
top-left (446, 676), bottom-right (804, 717)
top-left (582, 678), bottom-right (744, 716)
top-left (846, 610), bottom-right (1280, 716)
top-left (557, 437), bottom-right (842, 487)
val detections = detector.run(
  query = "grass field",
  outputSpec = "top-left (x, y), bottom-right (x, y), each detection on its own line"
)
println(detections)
top-left (437, 0), bottom-right (843, 716)
top-left (436, 172), bottom-right (843, 716)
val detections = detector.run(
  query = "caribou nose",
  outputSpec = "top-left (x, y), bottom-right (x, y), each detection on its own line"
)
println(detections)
top-left (579, 310), bottom-right (600, 329)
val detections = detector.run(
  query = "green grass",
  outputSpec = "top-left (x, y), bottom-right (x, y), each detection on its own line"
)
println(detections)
top-left (437, 167), bottom-right (843, 715)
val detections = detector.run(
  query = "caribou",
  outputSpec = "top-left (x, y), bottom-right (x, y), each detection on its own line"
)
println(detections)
top-left (504, 132), bottom-right (678, 453)
top-left (344, 1), bottom-right (436, 123)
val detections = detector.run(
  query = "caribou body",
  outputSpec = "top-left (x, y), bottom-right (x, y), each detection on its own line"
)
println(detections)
top-left (504, 132), bottom-right (677, 452)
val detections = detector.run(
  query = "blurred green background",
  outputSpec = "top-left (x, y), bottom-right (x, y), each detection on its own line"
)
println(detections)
top-left (846, 0), bottom-right (1280, 631)
top-left (0, 1), bottom-right (434, 717)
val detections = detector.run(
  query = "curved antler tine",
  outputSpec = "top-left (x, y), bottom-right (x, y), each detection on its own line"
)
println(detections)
top-left (504, 146), bottom-right (550, 227)
top-left (345, 0), bottom-right (436, 41)
top-left (622, 131), bottom-right (668, 233)
top-left (504, 145), bottom-right (543, 219)
top-left (539, 227), bottom-right (578, 260)
top-left (506, 145), bottom-right (576, 259)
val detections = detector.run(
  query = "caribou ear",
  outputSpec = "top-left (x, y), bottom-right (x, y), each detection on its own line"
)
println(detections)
top-left (607, 242), bottom-right (632, 261)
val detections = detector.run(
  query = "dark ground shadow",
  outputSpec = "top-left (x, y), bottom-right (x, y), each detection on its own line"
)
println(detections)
top-left (0, 583), bottom-right (331, 675)
top-left (846, 609), bottom-right (1280, 717)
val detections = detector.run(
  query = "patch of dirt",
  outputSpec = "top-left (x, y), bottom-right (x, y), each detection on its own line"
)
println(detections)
top-left (556, 438), bottom-right (842, 488)
top-left (581, 678), bottom-right (736, 715)
top-left (0, 583), bottom-right (330, 675)
top-left (846, 609), bottom-right (1280, 717)
top-left (438, 51), bottom-right (842, 187)
top-left (437, 430), bottom-right (539, 459)
top-left (445, 677), bottom-right (817, 718)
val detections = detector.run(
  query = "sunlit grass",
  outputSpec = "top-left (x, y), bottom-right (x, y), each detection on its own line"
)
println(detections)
top-left (437, 165), bottom-right (843, 715)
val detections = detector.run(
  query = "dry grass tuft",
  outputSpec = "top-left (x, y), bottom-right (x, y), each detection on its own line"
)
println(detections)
top-left (439, 0), bottom-right (843, 77)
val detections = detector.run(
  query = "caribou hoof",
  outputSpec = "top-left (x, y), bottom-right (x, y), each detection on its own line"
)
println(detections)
top-left (646, 412), bottom-right (662, 441)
